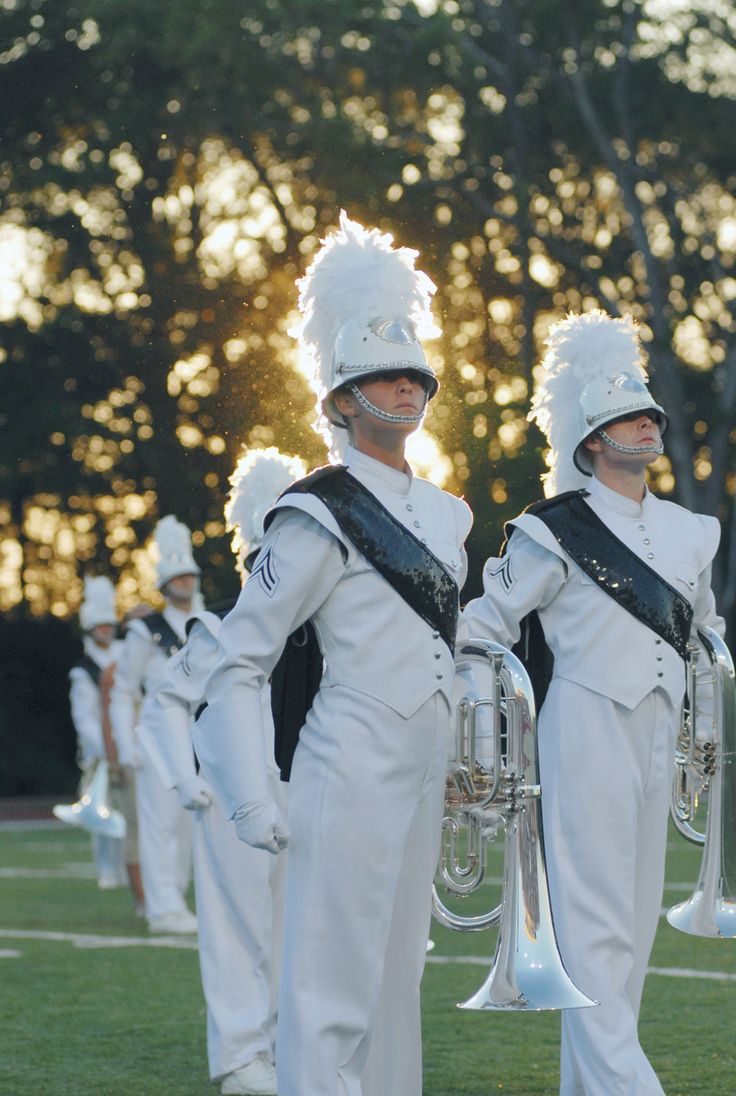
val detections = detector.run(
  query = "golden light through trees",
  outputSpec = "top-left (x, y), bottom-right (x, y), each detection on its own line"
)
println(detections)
top-left (1, 0), bottom-right (735, 617)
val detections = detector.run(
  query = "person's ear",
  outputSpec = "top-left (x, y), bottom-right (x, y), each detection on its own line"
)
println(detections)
top-left (583, 432), bottom-right (603, 454)
top-left (334, 389), bottom-right (358, 419)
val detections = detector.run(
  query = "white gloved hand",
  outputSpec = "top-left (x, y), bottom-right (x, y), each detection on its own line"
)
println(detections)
top-left (175, 774), bottom-right (214, 811)
top-left (233, 799), bottom-right (290, 854)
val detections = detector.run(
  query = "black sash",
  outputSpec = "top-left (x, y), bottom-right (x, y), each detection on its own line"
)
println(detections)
top-left (142, 612), bottom-right (184, 658)
top-left (74, 654), bottom-right (102, 687)
top-left (277, 465), bottom-right (459, 653)
top-left (514, 490), bottom-right (693, 660)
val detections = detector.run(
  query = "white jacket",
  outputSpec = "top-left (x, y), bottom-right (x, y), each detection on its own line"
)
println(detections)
top-left (463, 476), bottom-right (724, 710)
top-left (196, 446), bottom-right (472, 816)
top-left (109, 604), bottom-right (190, 767)
top-left (68, 638), bottom-right (122, 764)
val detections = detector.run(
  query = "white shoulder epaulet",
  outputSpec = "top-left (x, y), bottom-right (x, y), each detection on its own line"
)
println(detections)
top-left (269, 493), bottom-right (350, 557)
top-left (506, 512), bottom-right (570, 569)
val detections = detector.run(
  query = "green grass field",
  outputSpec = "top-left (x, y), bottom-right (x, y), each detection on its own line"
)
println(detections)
top-left (0, 822), bottom-right (734, 1096)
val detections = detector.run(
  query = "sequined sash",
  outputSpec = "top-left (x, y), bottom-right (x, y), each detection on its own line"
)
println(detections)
top-left (519, 490), bottom-right (693, 660)
top-left (278, 465), bottom-right (460, 652)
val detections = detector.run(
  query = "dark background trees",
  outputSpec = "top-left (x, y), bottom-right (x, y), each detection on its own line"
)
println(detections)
top-left (1, 0), bottom-right (735, 790)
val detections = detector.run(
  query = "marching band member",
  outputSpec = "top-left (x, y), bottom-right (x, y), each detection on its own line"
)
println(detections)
top-left (463, 311), bottom-right (725, 1095)
top-left (110, 516), bottom-right (201, 934)
top-left (68, 576), bottom-right (126, 889)
top-left (139, 447), bottom-right (306, 1096)
top-left (194, 213), bottom-right (473, 1096)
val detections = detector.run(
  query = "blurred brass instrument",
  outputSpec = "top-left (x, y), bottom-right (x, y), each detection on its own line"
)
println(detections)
top-left (432, 638), bottom-right (596, 1011)
top-left (667, 626), bottom-right (736, 938)
top-left (53, 759), bottom-right (126, 840)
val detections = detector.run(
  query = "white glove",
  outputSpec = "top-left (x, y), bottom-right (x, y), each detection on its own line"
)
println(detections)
top-left (175, 774), bottom-right (214, 811)
top-left (233, 799), bottom-right (290, 854)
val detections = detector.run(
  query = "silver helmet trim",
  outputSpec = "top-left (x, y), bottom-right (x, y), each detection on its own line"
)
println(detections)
top-left (348, 383), bottom-right (426, 425)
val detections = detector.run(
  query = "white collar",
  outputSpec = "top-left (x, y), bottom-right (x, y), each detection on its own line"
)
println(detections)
top-left (344, 445), bottom-right (413, 497)
top-left (587, 474), bottom-right (652, 518)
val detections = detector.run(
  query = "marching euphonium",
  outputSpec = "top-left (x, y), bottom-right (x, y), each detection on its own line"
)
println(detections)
top-left (432, 638), bottom-right (596, 1011)
top-left (667, 625), bottom-right (736, 938)
top-left (53, 759), bottom-right (126, 840)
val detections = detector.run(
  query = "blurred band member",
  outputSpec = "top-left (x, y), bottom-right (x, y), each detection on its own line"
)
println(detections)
top-left (67, 576), bottom-right (126, 890)
top-left (110, 516), bottom-right (201, 934)
top-left (195, 213), bottom-right (473, 1096)
top-left (139, 448), bottom-right (306, 1096)
top-left (463, 311), bottom-right (725, 1095)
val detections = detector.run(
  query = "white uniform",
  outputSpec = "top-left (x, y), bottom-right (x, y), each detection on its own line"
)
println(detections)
top-left (463, 475), bottom-right (724, 1096)
top-left (196, 446), bottom-right (472, 1096)
top-left (110, 604), bottom-right (193, 923)
top-left (69, 637), bottom-right (125, 885)
top-left (140, 613), bottom-right (286, 1082)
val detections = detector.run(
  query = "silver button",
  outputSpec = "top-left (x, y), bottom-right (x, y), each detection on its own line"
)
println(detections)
top-left (643, 539), bottom-right (650, 545)
top-left (413, 520), bottom-right (421, 529)
top-left (647, 553), bottom-right (654, 559)
top-left (656, 656), bottom-right (663, 663)
top-left (655, 639), bottom-right (662, 645)
top-left (421, 537), bottom-right (428, 545)
top-left (657, 672), bottom-right (664, 678)
top-left (639, 524), bottom-right (645, 531)
top-left (432, 630), bottom-right (440, 639)
top-left (434, 652), bottom-right (442, 659)
top-left (406, 503), bottom-right (414, 512)
top-left (435, 672), bottom-right (444, 680)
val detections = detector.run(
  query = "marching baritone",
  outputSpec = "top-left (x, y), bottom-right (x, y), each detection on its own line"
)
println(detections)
top-left (138, 447), bottom-right (307, 1096)
top-left (110, 516), bottom-right (201, 934)
top-left (463, 310), bottom-right (725, 1096)
top-left (194, 213), bottom-right (473, 1096)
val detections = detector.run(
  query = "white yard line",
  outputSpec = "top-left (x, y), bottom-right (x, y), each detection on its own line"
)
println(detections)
top-left (0, 864), bottom-right (96, 879)
top-left (0, 928), bottom-right (733, 982)
top-left (0, 928), bottom-right (198, 950)
top-left (425, 954), bottom-right (736, 980)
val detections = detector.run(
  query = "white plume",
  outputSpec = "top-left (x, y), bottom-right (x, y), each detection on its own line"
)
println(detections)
top-left (225, 447), bottom-right (307, 574)
top-left (292, 210), bottom-right (439, 458)
top-left (529, 309), bottom-right (647, 497)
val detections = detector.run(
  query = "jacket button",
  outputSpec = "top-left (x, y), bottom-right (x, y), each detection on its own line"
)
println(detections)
top-left (647, 553), bottom-right (654, 560)
top-left (434, 651), bottom-right (442, 659)
top-left (406, 503), bottom-right (414, 511)
top-left (413, 520), bottom-right (421, 529)
top-left (656, 656), bottom-right (663, 662)
top-left (657, 672), bottom-right (664, 678)
top-left (432, 630), bottom-right (440, 639)
top-left (435, 672), bottom-right (444, 680)
top-left (421, 537), bottom-right (428, 544)
top-left (639, 524), bottom-right (645, 531)
top-left (655, 639), bottom-right (662, 645)
top-left (643, 538), bottom-right (650, 545)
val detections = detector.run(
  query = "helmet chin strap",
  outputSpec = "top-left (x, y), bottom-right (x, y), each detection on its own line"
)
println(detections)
top-left (348, 384), bottom-right (426, 425)
top-left (598, 429), bottom-right (664, 457)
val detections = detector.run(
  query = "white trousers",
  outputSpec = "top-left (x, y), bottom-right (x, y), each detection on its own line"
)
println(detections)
top-left (276, 688), bottom-right (449, 1096)
top-left (135, 754), bottom-right (193, 920)
top-left (539, 679), bottom-right (676, 1096)
top-left (192, 783), bottom-right (287, 1081)
top-left (91, 832), bottom-right (124, 881)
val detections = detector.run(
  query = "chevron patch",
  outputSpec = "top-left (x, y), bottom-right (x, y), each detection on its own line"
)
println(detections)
top-left (487, 555), bottom-right (514, 593)
top-left (250, 537), bottom-right (280, 597)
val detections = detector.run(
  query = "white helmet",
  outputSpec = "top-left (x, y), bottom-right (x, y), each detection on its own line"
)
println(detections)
top-left (79, 575), bottom-right (117, 631)
top-left (574, 372), bottom-right (667, 476)
top-left (225, 447), bottom-right (307, 574)
top-left (530, 310), bottom-right (667, 496)
top-left (294, 211), bottom-right (440, 447)
top-left (152, 515), bottom-right (200, 588)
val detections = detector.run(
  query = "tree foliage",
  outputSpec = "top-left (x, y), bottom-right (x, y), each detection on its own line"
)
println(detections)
top-left (1, 0), bottom-right (735, 616)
